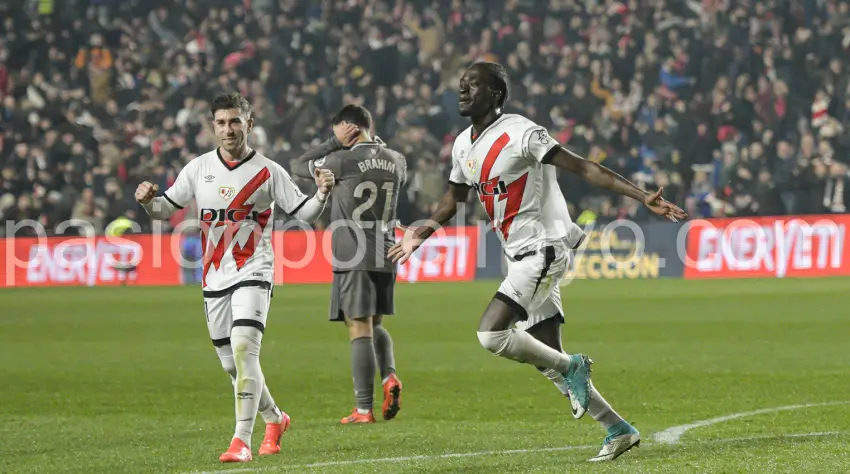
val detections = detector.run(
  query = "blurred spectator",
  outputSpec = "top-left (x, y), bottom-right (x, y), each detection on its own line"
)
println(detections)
top-left (3, 194), bottom-right (39, 235)
top-left (71, 187), bottom-right (105, 235)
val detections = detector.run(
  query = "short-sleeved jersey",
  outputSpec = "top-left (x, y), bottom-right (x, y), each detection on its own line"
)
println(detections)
top-left (163, 148), bottom-right (309, 292)
top-left (306, 142), bottom-right (407, 272)
top-left (450, 114), bottom-right (571, 257)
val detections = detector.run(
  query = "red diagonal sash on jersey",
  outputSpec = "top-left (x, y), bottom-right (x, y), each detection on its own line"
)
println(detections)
top-left (479, 132), bottom-right (510, 225)
top-left (201, 167), bottom-right (272, 286)
top-left (499, 172), bottom-right (528, 239)
top-left (232, 208), bottom-right (271, 270)
top-left (476, 132), bottom-right (528, 240)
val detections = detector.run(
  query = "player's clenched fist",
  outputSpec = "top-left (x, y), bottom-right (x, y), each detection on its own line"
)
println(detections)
top-left (135, 181), bottom-right (159, 204)
top-left (314, 168), bottom-right (335, 195)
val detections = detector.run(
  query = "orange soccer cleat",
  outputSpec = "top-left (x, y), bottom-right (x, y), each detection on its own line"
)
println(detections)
top-left (258, 412), bottom-right (291, 456)
top-left (382, 373), bottom-right (403, 420)
top-left (340, 409), bottom-right (376, 424)
top-left (219, 438), bottom-right (252, 463)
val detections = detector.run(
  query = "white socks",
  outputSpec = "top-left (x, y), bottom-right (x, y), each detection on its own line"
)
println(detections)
top-left (587, 381), bottom-right (625, 429)
top-left (538, 362), bottom-right (625, 430)
top-left (215, 345), bottom-right (238, 381)
top-left (477, 328), bottom-right (625, 431)
top-left (539, 368), bottom-right (570, 396)
top-left (215, 343), bottom-right (282, 428)
top-left (257, 392), bottom-right (283, 424)
top-left (231, 326), bottom-right (264, 447)
top-left (477, 329), bottom-right (573, 373)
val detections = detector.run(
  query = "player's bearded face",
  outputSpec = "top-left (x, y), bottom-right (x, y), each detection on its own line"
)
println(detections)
top-left (213, 109), bottom-right (253, 154)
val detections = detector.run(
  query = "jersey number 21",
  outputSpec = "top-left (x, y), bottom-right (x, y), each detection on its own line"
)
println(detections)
top-left (352, 181), bottom-right (395, 224)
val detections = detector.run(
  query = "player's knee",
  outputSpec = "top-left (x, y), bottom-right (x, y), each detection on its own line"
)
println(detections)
top-left (477, 329), bottom-right (512, 356)
top-left (215, 346), bottom-right (237, 378)
top-left (230, 335), bottom-right (263, 384)
top-left (232, 337), bottom-right (250, 359)
top-left (220, 355), bottom-right (237, 378)
top-left (347, 316), bottom-right (374, 339)
top-left (230, 331), bottom-right (262, 369)
top-left (221, 357), bottom-right (236, 379)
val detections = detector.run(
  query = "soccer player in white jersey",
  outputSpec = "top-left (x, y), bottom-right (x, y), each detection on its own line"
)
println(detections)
top-left (135, 93), bottom-right (336, 463)
top-left (390, 63), bottom-right (687, 462)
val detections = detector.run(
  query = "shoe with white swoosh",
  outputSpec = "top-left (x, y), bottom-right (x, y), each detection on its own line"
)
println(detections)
top-left (588, 421), bottom-right (641, 462)
top-left (563, 354), bottom-right (592, 419)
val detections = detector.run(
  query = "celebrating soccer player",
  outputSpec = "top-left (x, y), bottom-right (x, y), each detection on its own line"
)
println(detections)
top-left (389, 63), bottom-right (687, 462)
top-left (136, 93), bottom-right (336, 463)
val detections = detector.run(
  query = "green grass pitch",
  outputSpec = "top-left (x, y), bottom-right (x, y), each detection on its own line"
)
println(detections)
top-left (1, 278), bottom-right (849, 473)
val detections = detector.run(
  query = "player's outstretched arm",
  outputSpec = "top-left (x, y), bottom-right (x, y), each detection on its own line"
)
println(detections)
top-left (548, 146), bottom-right (688, 222)
top-left (289, 137), bottom-right (343, 178)
top-left (290, 168), bottom-right (335, 223)
top-left (289, 123), bottom-right (360, 178)
top-left (136, 181), bottom-right (178, 220)
top-left (388, 182), bottom-right (470, 264)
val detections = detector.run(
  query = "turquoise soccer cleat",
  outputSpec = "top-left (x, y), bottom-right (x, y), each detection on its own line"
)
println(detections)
top-left (563, 354), bottom-right (593, 419)
top-left (587, 420), bottom-right (641, 462)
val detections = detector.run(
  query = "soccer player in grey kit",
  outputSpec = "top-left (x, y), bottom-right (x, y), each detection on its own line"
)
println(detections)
top-left (292, 105), bottom-right (406, 424)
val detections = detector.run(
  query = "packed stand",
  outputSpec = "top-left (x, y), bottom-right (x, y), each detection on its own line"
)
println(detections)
top-left (1, 0), bottom-right (849, 237)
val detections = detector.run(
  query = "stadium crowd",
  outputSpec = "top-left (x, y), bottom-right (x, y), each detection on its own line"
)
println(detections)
top-left (1, 0), bottom-right (849, 236)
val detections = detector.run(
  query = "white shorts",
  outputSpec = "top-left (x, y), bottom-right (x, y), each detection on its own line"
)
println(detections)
top-left (497, 243), bottom-right (570, 331)
top-left (203, 283), bottom-right (272, 347)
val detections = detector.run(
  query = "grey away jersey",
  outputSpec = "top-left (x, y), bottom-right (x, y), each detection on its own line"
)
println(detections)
top-left (301, 139), bottom-right (407, 272)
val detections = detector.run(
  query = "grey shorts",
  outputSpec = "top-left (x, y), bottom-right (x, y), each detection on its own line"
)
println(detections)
top-left (329, 270), bottom-right (396, 322)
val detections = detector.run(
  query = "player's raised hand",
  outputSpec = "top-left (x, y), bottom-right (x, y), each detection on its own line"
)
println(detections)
top-left (388, 223), bottom-right (424, 265)
top-left (135, 181), bottom-right (158, 204)
top-left (644, 187), bottom-right (688, 222)
top-left (333, 122), bottom-right (361, 147)
top-left (314, 168), bottom-right (335, 195)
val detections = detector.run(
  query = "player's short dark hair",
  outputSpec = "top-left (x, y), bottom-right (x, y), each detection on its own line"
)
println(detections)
top-left (210, 92), bottom-right (252, 117)
top-left (471, 61), bottom-right (510, 108)
top-left (332, 104), bottom-right (373, 130)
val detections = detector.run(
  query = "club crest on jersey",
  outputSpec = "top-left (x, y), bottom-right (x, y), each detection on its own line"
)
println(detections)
top-left (219, 186), bottom-right (236, 201)
top-left (466, 158), bottom-right (477, 175)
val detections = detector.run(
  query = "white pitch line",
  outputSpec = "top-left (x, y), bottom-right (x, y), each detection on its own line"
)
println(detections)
top-left (191, 444), bottom-right (596, 474)
top-left (652, 401), bottom-right (850, 444)
top-left (189, 430), bottom-right (844, 474)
